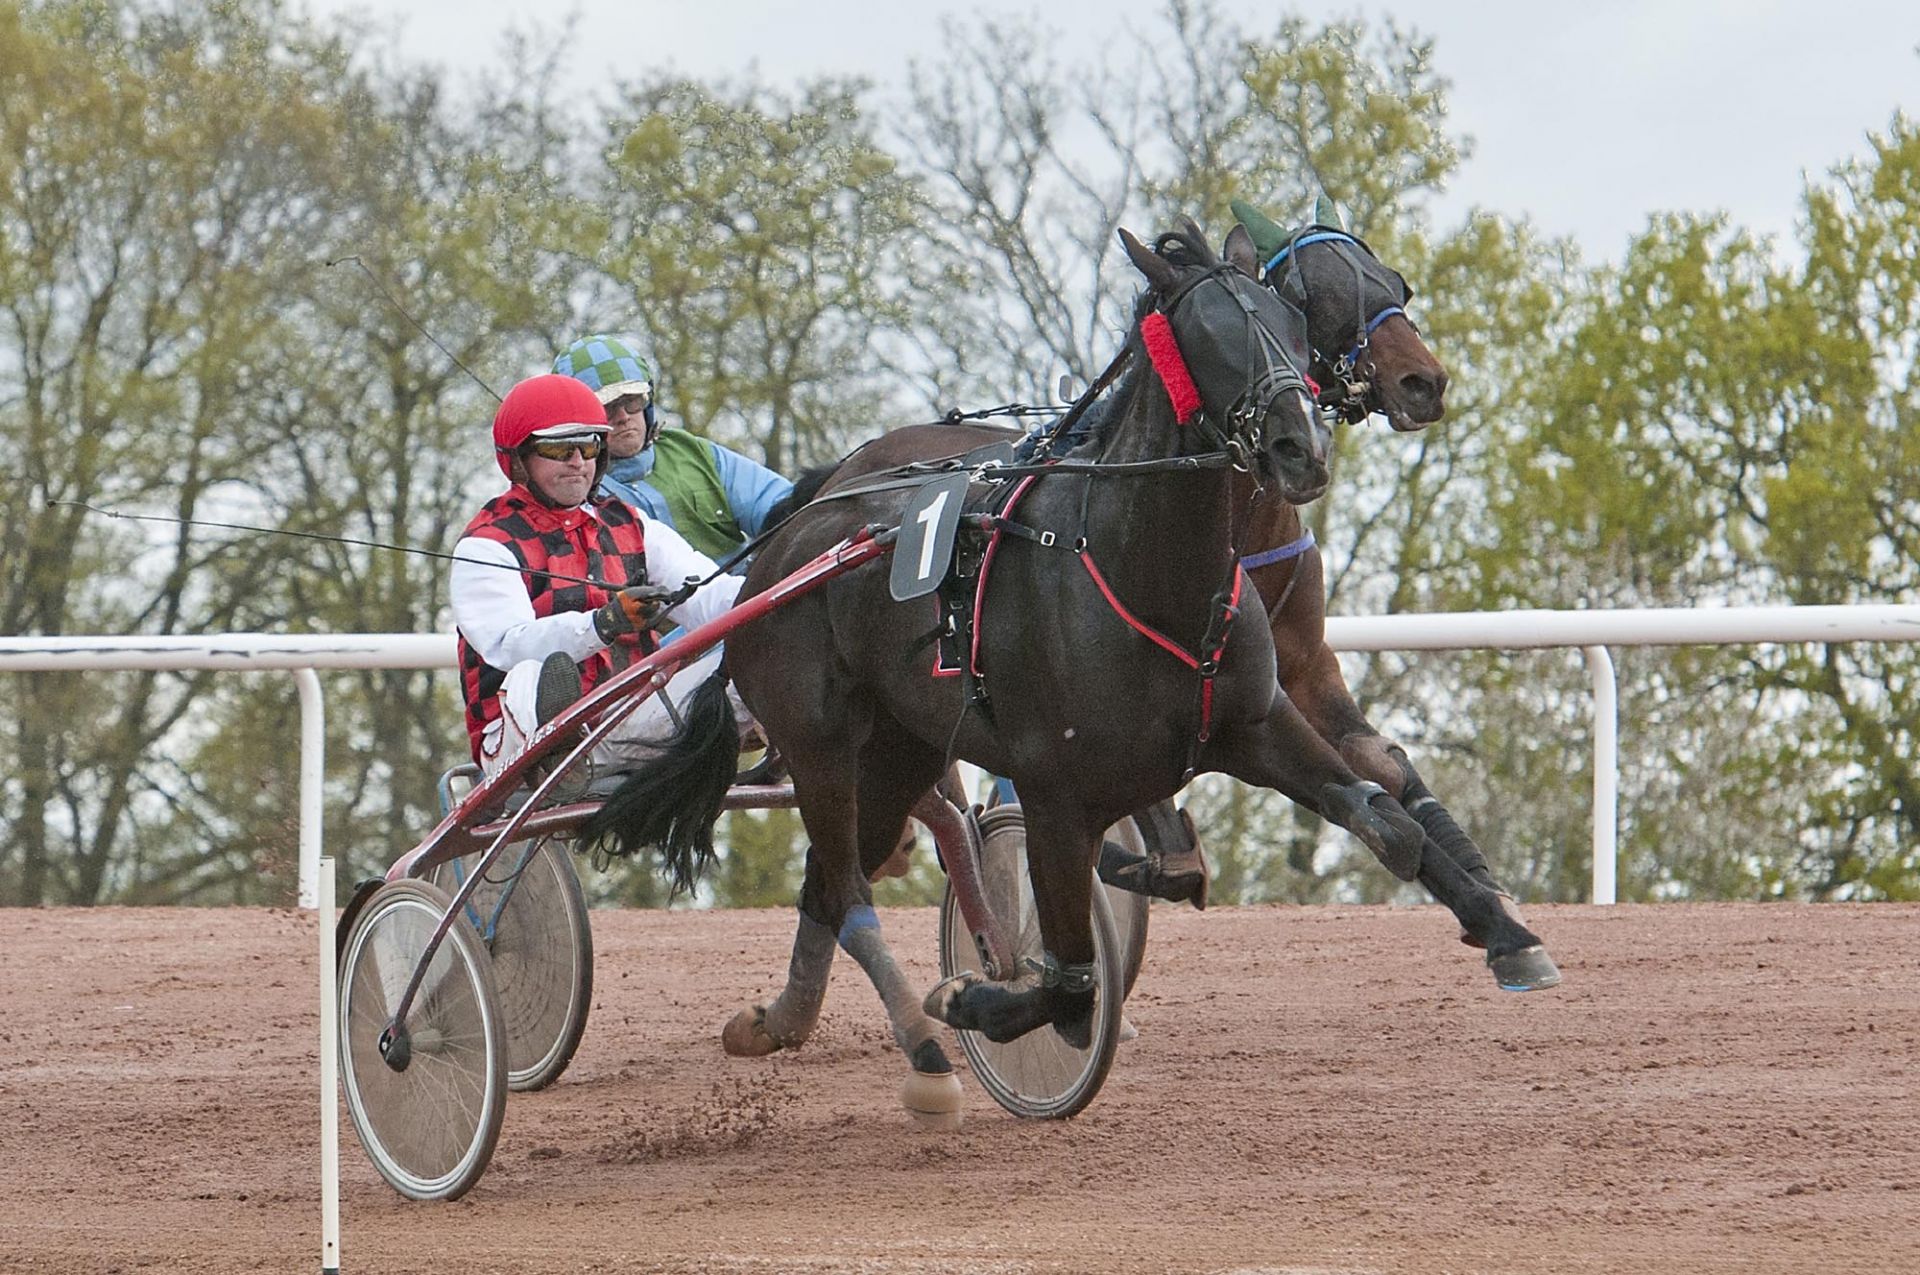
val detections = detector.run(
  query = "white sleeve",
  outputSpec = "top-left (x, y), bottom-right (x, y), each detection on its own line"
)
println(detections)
top-left (642, 517), bottom-right (745, 631)
top-left (449, 537), bottom-right (606, 668)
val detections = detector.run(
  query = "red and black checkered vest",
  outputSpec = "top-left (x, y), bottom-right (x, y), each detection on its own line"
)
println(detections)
top-left (457, 488), bottom-right (657, 761)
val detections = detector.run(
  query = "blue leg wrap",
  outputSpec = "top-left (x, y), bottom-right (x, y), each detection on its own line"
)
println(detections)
top-left (837, 904), bottom-right (879, 950)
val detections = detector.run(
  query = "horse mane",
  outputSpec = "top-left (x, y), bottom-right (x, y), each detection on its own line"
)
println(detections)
top-left (1151, 221), bottom-right (1218, 274)
top-left (1074, 222), bottom-right (1218, 449)
top-left (766, 462), bottom-right (839, 527)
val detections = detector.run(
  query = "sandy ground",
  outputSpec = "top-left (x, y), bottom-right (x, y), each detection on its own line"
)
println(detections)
top-left (2, 900), bottom-right (1917, 1274)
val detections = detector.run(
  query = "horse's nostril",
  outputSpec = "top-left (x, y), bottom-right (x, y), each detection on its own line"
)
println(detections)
top-left (1399, 368), bottom-right (1449, 413)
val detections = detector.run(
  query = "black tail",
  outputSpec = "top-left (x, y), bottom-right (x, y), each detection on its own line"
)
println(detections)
top-left (578, 673), bottom-right (740, 896)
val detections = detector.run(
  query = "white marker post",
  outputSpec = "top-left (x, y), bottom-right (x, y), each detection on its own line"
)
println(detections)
top-left (319, 855), bottom-right (340, 1274)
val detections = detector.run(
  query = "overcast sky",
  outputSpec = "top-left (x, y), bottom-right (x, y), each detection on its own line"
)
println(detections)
top-left (314, 1), bottom-right (1918, 261)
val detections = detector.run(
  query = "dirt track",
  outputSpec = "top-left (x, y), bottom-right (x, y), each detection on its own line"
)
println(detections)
top-left (2, 901), bottom-right (1917, 1274)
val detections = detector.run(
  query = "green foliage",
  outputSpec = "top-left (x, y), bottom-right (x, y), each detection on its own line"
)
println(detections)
top-left (589, 78), bottom-right (923, 472)
top-left (2, 0), bottom-right (1914, 908)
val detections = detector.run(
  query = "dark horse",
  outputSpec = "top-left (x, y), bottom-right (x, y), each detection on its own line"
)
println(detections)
top-left (587, 220), bottom-right (1465, 1120)
top-left (762, 202), bottom-right (1560, 993)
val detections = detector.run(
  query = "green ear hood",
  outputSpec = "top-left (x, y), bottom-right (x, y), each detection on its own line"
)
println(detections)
top-left (1228, 197), bottom-right (1288, 260)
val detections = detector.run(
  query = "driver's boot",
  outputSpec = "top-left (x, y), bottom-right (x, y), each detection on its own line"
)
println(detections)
top-left (529, 652), bottom-right (591, 803)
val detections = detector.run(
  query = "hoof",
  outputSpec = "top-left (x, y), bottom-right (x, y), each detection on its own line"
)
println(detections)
top-left (1117, 1015), bottom-right (1140, 1043)
top-left (1096, 840), bottom-right (1207, 908)
top-left (721, 1005), bottom-right (783, 1057)
top-left (923, 971), bottom-right (981, 1027)
top-left (1051, 999), bottom-right (1095, 1050)
top-left (1488, 945), bottom-right (1563, 992)
top-left (901, 1068), bottom-right (964, 1131)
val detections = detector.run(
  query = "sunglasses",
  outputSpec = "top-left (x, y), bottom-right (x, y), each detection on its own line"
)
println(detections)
top-left (605, 392), bottom-right (652, 419)
top-left (525, 436), bottom-right (606, 462)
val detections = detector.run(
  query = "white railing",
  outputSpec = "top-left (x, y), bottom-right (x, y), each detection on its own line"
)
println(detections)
top-left (0, 635), bottom-right (453, 907)
top-left (3, 603), bottom-right (1917, 907)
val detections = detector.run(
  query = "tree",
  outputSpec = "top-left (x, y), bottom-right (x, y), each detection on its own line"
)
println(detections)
top-left (0, 0), bottom-right (378, 902)
top-left (588, 77), bottom-right (924, 474)
top-left (0, 0), bottom-right (591, 902)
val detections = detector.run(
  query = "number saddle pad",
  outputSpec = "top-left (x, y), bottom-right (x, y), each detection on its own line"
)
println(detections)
top-left (914, 463), bottom-right (1055, 711)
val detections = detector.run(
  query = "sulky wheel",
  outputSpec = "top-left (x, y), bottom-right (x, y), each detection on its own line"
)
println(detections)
top-left (428, 837), bottom-right (593, 1092)
top-left (1102, 815), bottom-right (1152, 1001)
top-left (938, 803), bottom-right (1125, 1119)
top-left (338, 879), bottom-right (506, 1201)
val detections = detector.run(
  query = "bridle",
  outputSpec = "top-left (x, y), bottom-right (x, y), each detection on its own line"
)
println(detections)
top-left (1261, 226), bottom-right (1415, 425)
top-left (1144, 247), bottom-right (1317, 474)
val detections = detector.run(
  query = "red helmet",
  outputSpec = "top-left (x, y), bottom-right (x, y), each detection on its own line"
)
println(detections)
top-left (491, 374), bottom-right (611, 479)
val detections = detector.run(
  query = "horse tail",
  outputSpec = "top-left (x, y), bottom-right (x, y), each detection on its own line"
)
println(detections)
top-left (578, 671), bottom-right (740, 896)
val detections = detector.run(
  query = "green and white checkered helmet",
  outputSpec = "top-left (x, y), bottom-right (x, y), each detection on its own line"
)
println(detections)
top-left (553, 334), bottom-right (653, 404)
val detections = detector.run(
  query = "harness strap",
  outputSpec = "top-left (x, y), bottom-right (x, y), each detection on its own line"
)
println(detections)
top-left (1193, 567), bottom-right (1245, 749)
top-left (1076, 551), bottom-right (1204, 670)
top-left (976, 514), bottom-right (1057, 548)
top-left (1076, 550), bottom-right (1246, 753)
top-left (1344, 306), bottom-right (1404, 365)
top-left (1240, 529), bottom-right (1316, 570)
top-left (1262, 230), bottom-right (1358, 275)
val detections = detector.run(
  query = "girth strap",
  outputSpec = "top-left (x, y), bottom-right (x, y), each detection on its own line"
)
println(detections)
top-left (1240, 529), bottom-right (1315, 570)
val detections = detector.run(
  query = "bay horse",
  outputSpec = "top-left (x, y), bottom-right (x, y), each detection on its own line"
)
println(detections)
top-left (585, 220), bottom-right (1438, 1119)
top-left (1227, 199), bottom-right (1558, 988)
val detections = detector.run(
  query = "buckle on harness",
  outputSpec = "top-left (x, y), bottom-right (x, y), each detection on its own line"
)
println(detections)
top-left (1038, 530), bottom-right (1056, 548)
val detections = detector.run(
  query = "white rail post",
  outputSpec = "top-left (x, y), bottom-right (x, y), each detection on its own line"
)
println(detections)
top-left (295, 669), bottom-right (325, 909)
top-left (318, 855), bottom-right (341, 1274)
top-left (1584, 645), bottom-right (1618, 905)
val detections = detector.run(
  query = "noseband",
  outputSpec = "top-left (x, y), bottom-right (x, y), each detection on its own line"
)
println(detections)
top-left (1263, 228), bottom-right (1413, 424)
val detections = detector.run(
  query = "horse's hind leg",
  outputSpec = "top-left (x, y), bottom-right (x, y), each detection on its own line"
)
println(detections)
top-left (721, 904), bottom-right (835, 1057)
top-left (834, 719), bottom-right (964, 1124)
top-left (725, 710), bottom-right (965, 1120)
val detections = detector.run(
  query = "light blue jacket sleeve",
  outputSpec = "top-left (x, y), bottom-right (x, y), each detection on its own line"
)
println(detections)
top-left (709, 442), bottom-right (794, 539)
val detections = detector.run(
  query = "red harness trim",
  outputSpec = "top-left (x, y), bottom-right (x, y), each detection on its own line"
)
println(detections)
top-left (959, 470), bottom-right (1245, 746)
top-left (968, 474), bottom-right (1041, 676)
top-left (1076, 551), bottom-right (1199, 669)
top-left (1140, 311), bottom-right (1201, 424)
top-left (1079, 553), bottom-right (1244, 742)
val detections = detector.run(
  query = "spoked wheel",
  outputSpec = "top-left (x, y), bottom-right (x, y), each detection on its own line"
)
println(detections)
top-left (338, 879), bottom-right (506, 1201)
top-left (428, 837), bottom-right (593, 1092)
top-left (938, 804), bottom-right (1125, 1119)
top-left (1103, 816), bottom-right (1152, 1000)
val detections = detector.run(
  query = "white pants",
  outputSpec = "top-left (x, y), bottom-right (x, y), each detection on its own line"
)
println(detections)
top-left (479, 646), bottom-right (749, 783)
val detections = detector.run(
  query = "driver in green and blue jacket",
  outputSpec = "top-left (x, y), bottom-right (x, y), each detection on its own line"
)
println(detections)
top-left (553, 334), bottom-right (793, 568)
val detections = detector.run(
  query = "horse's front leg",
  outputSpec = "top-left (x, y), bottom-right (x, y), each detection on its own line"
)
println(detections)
top-left (1204, 690), bottom-right (1428, 882)
top-left (1280, 641), bottom-right (1561, 989)
top-left (925, 797), bottom-right (1103, 1049)
top-left (1215, 688), bottom-right (1559, 990)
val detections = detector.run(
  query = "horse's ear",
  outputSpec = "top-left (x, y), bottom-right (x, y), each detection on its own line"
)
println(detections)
top-left (1118, 227), bottom-right (1177, 291)
top-left (1224, 223), bottom-right (1259, 278)
top-left (1314, 192), bottom-right (1344, 229)
top-left (1229, 198), bottom-right (1287, 260)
